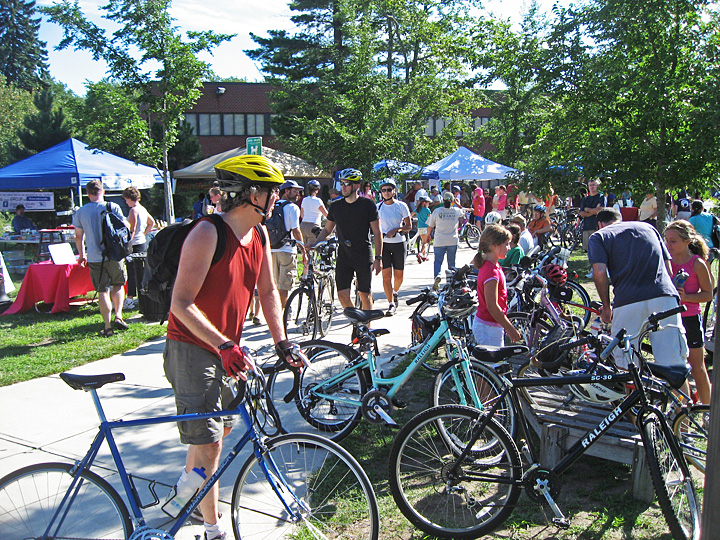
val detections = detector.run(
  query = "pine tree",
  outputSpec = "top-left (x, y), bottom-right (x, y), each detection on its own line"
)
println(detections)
top-left (0, 0), bottom-right (49, 90)
top-left (9, 87), bottom-right (71, 161)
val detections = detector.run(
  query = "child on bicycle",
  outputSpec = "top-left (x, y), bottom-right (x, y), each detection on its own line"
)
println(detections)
top-left (472, 224), bottom-right (522, 346)
top-left (664, 220), bottom-right (713, 404)
top-left (413, 195), bottom-right (432, 263)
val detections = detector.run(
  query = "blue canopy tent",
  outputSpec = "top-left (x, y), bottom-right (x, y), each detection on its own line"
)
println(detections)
top-left (421, 146), bottom-right (516, 187)
top-left (0, 138), bottom-right (162, 207)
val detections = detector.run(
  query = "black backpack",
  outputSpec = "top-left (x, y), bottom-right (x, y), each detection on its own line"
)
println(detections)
top-left (141, 215), bottom-right (265, 323)
top-left (265, 200), bottom-right (292, 249)
top-left (101, 202), bottom-right (132, 261)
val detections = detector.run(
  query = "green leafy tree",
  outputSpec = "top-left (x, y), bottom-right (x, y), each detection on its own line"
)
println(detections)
top-left (0, 0), bottom-right (48, 90)
top-left (43, 0), bottom-right (233, 220)
top-left (8, 86), bottom-right (71, 162)
top-left (66, 80), bottom-right (158, 165)
top-left (247, 0), bottom-right (482, 176)
top-left (0, 75), bottom-right (34, 166)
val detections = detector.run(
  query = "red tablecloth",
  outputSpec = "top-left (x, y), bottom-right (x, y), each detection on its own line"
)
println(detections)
top-left (3, 261), bottom-right (94, 315)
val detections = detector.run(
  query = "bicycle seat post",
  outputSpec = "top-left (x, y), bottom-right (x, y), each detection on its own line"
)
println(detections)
top-left (87, 388), bottom-right (109, 424)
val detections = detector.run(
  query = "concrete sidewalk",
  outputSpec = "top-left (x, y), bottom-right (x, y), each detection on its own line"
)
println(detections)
top-left (0, 246), bottom-right (477, 538)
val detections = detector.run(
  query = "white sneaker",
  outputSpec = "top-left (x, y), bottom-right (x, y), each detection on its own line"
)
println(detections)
top-left (123, 298), bottom-right (135, 309)
top-left (585, 271), bottom-right (594, 279)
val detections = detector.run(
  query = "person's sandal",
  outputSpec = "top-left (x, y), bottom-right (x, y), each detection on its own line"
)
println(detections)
top-left (99, 328), bottom-right (114, 337)
top-left (114, 317), bottom-right (129, 330)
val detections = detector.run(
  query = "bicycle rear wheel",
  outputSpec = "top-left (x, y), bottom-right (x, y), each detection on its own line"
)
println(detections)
top-left (316, 275), bottom-right (335, 338)
top-left (464, 224), bottom-right (480, 250)
top-left (233, 433), bottom-right (379, 540)
top-left (672, 404), bottom-right (709, 474)
top-left (284, 287), bottom-right (318, 339)
top-left (388, 405), bottom-right (522, 539)
top-left (641, 411), bottom-right (701, 540)
top-left (430, 359), bottom-right (516, 438)
top-left (0, 462), bottom-right (132, 540)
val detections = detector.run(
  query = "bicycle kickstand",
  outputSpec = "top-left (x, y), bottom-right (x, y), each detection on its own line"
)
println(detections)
top-left (534, 478), bottom-right (570, 529)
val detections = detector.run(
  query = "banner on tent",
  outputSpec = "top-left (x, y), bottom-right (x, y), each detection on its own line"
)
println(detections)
top-left (0, 192), bottom-right (55, 211)
top-left (100, 175), bottom-right (159, 191)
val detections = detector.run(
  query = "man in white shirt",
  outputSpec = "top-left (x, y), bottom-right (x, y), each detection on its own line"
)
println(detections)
top-left (510, 214), bottom-right (534, 255)
top-left (377, 179), bottom-right (411, 316)
top-left (270, 180), bottom-right (307, 306)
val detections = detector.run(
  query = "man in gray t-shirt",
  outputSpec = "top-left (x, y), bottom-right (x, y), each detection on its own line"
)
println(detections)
top-left (588, 207), bottom-right (687, 368)
top-left (73, 180), bottom-right (130, 336)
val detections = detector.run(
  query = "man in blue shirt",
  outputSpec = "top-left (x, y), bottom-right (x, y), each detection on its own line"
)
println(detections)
top-left (11, 205), bottom-right (38, 233)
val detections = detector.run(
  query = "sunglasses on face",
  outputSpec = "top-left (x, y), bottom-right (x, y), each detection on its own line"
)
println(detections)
top-left (340, 182), bottom-right (356, 188)
top-left (381, 188), bottom-right (395, 193)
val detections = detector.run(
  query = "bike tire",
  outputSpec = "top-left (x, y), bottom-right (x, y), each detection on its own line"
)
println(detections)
top-left (641, 410), bottom-right (701, 540)
top-left (672, 404), bottom-right (709, 474)
top-left (232, 432), bottom-right (379, 540)
top-left (0, 462), bottom-right (133, 540)
top-left (464, 224), bottom-right (480, 250)
top-left (316, 275), bottom-right (335, 338)
top-left (388, 405), bottom-right (522, 539)
top-left (554, 279), bottom-right (592, 329)
top-left (284, 340), bottom-right (367, 441)
top-left (283, 287), bottom-right (318, 340)
top-left (430, 359), bottom-right (516, 438)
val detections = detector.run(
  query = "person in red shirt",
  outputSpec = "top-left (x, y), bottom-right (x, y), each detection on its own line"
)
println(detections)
top-left (472, 186), bottom-right (485, 226)
top-left (164, 155), bottom-right (301, 540)
top-left (493, 185), bottom-right (508, 218)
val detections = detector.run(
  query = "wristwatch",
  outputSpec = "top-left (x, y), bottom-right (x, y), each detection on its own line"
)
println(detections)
top-left (374, 255), bottom-right (382, 261)
top-left (218, 340), bottom-right (235, 351)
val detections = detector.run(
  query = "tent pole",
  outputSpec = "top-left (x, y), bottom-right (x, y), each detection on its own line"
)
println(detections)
top-left (78, 185), bottom-right (82, 207)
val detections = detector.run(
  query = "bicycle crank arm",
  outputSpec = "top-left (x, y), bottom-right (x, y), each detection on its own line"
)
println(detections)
top-left (535, 479), bottom-right (569, 529)
top-left (372, 404), bottom-right (397, 426)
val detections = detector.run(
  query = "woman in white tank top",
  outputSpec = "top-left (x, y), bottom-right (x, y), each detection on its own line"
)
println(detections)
top-left (300, 181), bottom-right (328, 244)
top-left (122, 187), bottom-right (156, 308)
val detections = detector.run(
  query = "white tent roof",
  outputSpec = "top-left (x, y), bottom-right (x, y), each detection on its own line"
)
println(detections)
top-left (421, 146), bottom-right (516, 182)
top-left (173, 147), bottom-right (330, 180)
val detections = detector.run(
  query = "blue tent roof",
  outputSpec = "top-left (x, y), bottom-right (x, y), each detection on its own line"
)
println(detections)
top-left (0, 138), bottom-right (162, 190)
top-left (421, 146), bottom-right (516, 181)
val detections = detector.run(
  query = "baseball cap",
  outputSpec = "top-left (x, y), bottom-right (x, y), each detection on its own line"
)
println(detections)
top-left (443, 192), bottom-right (454, 201)
top-left (279, 179), bottom-right (304, 191)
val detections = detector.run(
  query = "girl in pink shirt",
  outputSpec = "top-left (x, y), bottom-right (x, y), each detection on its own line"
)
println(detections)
top-left (664, 220), bottom-right (713, 404)
top-left (472, 224), bottom-right (522, 346)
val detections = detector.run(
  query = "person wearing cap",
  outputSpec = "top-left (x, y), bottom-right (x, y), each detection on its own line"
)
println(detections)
top-left (300, 179), bottom-right (328, 245)
top-left (426, 191), bottom-right (464, 279)
top-left (11, 204), bottom-right (37, 233)
top-left (313, 168), bottom-right (382, 310)
top-left (528, 204), bottom-right (553, 247)
top-left (510, 214), bottom-right (534, 255)
top-left (377, 179), bottom-right (411, 316)
top-left (271, 179), bottom-right (307, 307)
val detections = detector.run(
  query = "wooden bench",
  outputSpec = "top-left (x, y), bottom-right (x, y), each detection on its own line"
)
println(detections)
top-left (520, 381), bottom-right (654, 502)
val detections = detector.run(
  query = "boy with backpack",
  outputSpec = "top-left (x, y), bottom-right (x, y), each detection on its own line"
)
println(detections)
top-left (73, 179), bottom-right (131, 337)
top-left (267, 179), bottom-right (306, 307)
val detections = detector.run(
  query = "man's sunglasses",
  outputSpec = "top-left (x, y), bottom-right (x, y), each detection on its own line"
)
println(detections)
top-left (340, 181), bottom-right (357, 187)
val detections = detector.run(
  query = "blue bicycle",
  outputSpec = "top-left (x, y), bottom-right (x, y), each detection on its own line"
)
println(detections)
top-left (0, 352), bottom-right (379, 540)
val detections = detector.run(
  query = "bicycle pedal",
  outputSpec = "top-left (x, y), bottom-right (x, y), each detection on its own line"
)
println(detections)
top-left (552, 517), bottom-right (570, 529)
top-left (391, 398), bottom-right (407, 409)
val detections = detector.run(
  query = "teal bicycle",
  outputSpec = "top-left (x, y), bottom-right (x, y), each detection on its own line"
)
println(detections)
top-left (0, 349), bottom-right (379, 540)
top-left (269, 265), bottom-right (527, 442)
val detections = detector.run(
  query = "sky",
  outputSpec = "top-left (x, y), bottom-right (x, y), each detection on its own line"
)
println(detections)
top-left (37, 0), bottom-right (558, 96)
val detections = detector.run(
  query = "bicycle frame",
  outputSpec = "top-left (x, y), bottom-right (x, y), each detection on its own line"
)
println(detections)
top-left (42, 387), bottom-right (300, 539)
top-left (309, 318), bottom-right (482, 409)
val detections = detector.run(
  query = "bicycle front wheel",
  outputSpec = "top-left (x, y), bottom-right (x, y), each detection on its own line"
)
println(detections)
top-left (233, 433), bottom-right (379, 540)
top-left (389, 405), bottom-right (522, 539)
top-left (316, 276), bottom-right (335, 338)
top-left (641, 411), bottom-right (701, 540)
top-left (284, 287), bottom-right (318, 339)
top-left (430, 359), bottom-right (516, 438)
top-left (0, 462), bottom-right (132, 540)
top-left (464, 224), bottom-right (480, 250)
top-left (672, 404), bottom-right (709, 474)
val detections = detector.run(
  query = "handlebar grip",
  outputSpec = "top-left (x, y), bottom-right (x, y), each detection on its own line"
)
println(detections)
top-left (648, 305), bottom-right (686, 324)
top-left (406, 294), bottom-right (424, 306)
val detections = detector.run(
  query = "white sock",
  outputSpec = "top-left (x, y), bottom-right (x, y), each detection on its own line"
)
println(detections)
top-left (204, 521), bottom-right (223, 539)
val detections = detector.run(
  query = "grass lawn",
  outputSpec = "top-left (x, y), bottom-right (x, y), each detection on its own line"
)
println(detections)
top-left (0, 284), bottom-right (167, 386)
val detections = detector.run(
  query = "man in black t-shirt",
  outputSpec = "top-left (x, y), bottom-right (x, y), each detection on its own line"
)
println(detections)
top-left (314, 168), bottom-right (383, 309)
top-left (579, 178), bottom-right (606, 251)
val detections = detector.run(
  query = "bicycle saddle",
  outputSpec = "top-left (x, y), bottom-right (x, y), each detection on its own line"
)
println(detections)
top-left (60, 372), bottom-right (126, 391)
top-left (646, 363), bottom-right (691, 390)
top-left (470, 345), bottom-right (529, 363)
top-left (344, 307), bottom-right (386, 324)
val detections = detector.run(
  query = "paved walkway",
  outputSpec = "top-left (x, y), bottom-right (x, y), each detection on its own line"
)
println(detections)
top-left (0, 245), bottom-right (477, 538)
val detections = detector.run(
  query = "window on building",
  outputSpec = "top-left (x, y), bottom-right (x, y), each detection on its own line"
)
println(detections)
top-left (184, 114), bottom-right (197, 134)
top-left (247, 114), bottom-right (265, 136)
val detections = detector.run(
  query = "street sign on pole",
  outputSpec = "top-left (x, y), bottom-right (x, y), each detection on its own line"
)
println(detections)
top-left (247, 137), bottom-right (263, 155)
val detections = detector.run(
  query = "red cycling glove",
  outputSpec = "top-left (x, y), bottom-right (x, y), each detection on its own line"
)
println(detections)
top-left (220, 344), bottom-right (253, 380)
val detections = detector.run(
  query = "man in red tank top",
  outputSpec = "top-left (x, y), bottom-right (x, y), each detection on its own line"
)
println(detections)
top-left (163, 155), bottom-right (300, 540)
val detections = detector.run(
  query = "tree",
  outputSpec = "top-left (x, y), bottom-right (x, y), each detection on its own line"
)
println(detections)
top-left (0, 0), bottom-right (48, 90)
top-left (536, 0), bottom-right (720, 218)
top-left (8, 86), bottom-right (71, 162)
top-left (43, 0), bottom-right (233, 220)
top-left (66, 80), bottom-right (158, 165)
top-left (247, 0), bottom-right (483, 176)
top-left (0, 75), bottom-right (34, 166)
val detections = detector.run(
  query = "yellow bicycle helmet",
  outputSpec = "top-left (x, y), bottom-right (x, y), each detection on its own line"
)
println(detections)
top-left (214, 155), bottom-right (285, 191)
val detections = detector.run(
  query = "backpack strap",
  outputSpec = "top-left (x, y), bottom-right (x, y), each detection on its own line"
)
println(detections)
top-left (206, 213), bottom-right (227, 266)
top-left (254, 224), bottom-right (266, 247)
